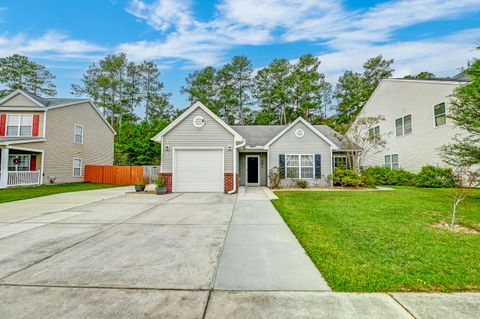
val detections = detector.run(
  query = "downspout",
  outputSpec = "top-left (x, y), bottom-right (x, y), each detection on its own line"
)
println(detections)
top-left (228, 139), bottom-right (246, 194)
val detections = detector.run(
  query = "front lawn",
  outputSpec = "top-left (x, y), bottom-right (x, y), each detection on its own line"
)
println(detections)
top-left (0, 183), bottom-right (121, 204)
top-left (272, 187), bottom-right (480, 292)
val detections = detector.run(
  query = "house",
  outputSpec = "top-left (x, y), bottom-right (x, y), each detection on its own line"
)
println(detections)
top-left (0, 89), bottom-right (115, 188)
top-left (152, 102), bottom-right (354, 193)
top-left (354, 78), bottom-right (468, 172)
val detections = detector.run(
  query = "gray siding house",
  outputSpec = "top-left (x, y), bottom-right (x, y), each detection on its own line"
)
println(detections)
top-left (153, 102), bottom-right (352, 193)
top-left (0, 90), bottom-right (115, 188)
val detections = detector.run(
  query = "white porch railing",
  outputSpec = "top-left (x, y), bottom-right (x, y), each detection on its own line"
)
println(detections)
top-left (5, 170), bottom-right (41, 187)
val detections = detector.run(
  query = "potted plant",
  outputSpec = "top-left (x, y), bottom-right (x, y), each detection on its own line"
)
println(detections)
top-left (134, 176), bottom-right (149, 192)
top-left (155, 174), bottom-right (167, 195)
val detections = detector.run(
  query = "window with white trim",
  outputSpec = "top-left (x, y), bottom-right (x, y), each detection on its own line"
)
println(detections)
top-left (395, 115), bottom-right (412, 136)
top-left (8, 155), bottom-right (31, 171)
top-left (285, 154), bottom-right (314, 179)
top-left (6, 114), bottom-right (33, 137)
top-left (73, 158), bottom-right (82, 177)
top-left (74, 124), bottom-right (84, 144)
top-left (334, 156), bottom-right (348, 169)
top-left (384, 154), bottom-right (399, 170)
top-left (368, 126), bottom-right (380, 142)
top-left (434, 102), bottom-right (446, 127)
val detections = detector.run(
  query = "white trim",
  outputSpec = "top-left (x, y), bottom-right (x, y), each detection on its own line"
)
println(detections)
top-left (245, 155), bottom-right (260, 186)
top-left (383, 78), bottom-right (467, 85)
top-left (433, 102), bottom-right (447, 128)
top-left (0, 107), bottom-right (46, 111)
top-left (265, 117), bottom-right (338, 149)
top-left (172, 147), bottom-right (225, 193)
top-left (0, 89), bottom-right (45, 107)
top-left (7, 154), bottom-right (31, 171)
top-left (266, 147), bottom-right (270, 187)
top-left (285, 154), bottom-right (315, 179)
top-left (5, 114), bottom-right (33, 137)
top-left (74, 124), bottom-right (84, 144)
top-left (395, 114), bottom-right (412, 137)
top-left (43, 109), bottom-right (47, 138)
top-left (5, 146), bottom-right (44, 185)
top-left (152, 102), bottom-right (243, 142)
top-left (72, 157), bottom-right (83, 177)
top-left (47, 100), bottom-right (116, 135)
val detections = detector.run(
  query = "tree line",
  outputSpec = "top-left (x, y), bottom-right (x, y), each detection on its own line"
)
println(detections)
top-left (0, 52), bottom-right (447, 165)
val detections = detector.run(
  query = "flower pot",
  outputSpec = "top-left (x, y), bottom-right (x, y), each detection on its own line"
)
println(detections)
top-left (156, 187), bottom-right (167, 195)
top-left (135, 185), bottom-right (146, 192)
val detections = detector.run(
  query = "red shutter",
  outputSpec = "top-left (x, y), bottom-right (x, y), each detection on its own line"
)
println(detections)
top-left (0, 114), bottom-right (6, 136)
top-left (30, 155), bottom-right (37, 171)
top-left (32, 114), bottom-right (40, 136)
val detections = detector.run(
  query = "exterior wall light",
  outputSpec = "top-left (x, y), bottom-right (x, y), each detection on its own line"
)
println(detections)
top-left (227, 145), bottom-right (233, 151)
top-left (165, 145), bottom-right (170, 152)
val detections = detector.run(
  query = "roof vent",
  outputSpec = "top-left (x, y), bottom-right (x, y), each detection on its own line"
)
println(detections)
top-left (193, 116), bottom-right (205, 128)
top-left (295, 128), bottom-right (304, 138)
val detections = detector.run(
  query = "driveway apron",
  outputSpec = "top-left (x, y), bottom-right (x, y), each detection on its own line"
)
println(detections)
top-left (214, 186), bottom-right (331, 291)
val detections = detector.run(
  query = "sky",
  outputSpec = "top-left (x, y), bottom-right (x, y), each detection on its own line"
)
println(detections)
top-left (0, 0), bottom-right (479, 114)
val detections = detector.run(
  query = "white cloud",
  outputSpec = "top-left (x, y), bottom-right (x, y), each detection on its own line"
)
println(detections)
top-left (0, 31), bottom-right (107, 60)
top-left (122, 0), bottom-right (480, 69)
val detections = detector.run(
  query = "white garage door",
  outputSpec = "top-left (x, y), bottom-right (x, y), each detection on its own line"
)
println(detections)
top-left (174, 149), bottom-right (224, 192)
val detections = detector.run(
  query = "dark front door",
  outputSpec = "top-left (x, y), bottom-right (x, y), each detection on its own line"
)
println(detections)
top-left (247, 156), bottom-right (259, 185)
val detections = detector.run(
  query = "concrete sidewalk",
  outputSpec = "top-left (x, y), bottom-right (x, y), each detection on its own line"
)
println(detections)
top-left (214, 186), bottom-right (330, 291)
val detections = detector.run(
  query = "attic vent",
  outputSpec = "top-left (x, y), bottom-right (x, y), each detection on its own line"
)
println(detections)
top-left (193, 116), bottom-right (205, 128)
top-left (295, 128), bottom-right (305, 138)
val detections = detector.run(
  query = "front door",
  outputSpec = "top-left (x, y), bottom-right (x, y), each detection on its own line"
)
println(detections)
top-left (246, 156), bottom-right (259, 186)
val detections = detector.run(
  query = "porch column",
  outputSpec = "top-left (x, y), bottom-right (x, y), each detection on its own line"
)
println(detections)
top-left (0, 147), bottom-right (8, 189)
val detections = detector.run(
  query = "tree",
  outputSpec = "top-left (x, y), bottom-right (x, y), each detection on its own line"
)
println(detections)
top-left (450, 167), bottom-right (480, 228)
top-left (139, 61), bottom-right (173, 122)
top-left (0, 54), bottom-right (56, 97)
top-left (290, 54), bottom-right (331, 122)
top-left (181, 66), bottom-right (218, 112)
top-left (253, 59), bottom-right (293, 124)
top-left (339, 116), bottom-right (388, 171)
top-left (334, 55), bottom-right (394, 127)
top-left (228, 56), bottom-right (253, 125)
top-left (404, 71), bottom-right (435, 79)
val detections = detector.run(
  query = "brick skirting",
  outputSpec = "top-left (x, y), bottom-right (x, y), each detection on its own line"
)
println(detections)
top-left (224, 173), bottom-right (239, 193)
top-left (160, 173), bottom-right (173, 193)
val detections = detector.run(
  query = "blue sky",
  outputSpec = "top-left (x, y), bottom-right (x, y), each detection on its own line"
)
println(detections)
top-left (1, 0), bottom-right (479, 114)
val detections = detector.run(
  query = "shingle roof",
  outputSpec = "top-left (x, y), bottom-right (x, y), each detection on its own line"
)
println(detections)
top-left (231, 124), bottom-right (357, 150)
top-left (21, 90), bottom-right (88, 107)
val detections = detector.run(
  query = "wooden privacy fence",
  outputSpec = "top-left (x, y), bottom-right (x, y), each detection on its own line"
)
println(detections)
top-left (85, 165), bottom-right (146, 184)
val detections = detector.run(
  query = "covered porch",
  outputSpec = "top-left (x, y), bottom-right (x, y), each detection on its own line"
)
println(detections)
top-left (0, 146), bottom-right (43, 188)
top-left (238, 150), bottom-right (268, 187)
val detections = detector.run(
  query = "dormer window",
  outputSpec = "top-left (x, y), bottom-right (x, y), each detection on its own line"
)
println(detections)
top-left (6, 114), bottom-right (33, 137)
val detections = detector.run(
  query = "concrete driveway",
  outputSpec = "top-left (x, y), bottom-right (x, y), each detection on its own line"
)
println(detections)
top-left (1, 187), bottom-right (478, 318)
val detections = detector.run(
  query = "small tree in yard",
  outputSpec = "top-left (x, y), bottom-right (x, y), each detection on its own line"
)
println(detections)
top-left (339, 116), bottom-right (388, 171)
top-left (450, 168), bottom-right (480, 228)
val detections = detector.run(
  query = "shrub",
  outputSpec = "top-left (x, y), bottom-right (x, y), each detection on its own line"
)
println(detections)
top-left (134, 176), bottom-right (149, 186)
top-left (415, 165), bottom-right (457, 188)
top-left (296, 180), bottom-right (308, 188)
top-left (155, 174), bottom-right (165, 188)
top-left (268, 166), bottom-right (282, 188)
top-left (362, 167), bottom-right (416, 186)
top-left (332, 168), bottom-right (364, 187)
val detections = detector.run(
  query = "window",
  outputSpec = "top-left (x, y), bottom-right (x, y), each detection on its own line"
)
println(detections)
top-left (434, 103), bottom-right (446, 127)
top-left (384, 154), bottom-right (399, 170)
top-left (395, 114), bottom-right (412, 136)
top-left (8, 155), bottom-right (31, 172)
top-left (73, 158), bottom-right (82, 177)
top-left (6, 114), bottom-right (33, 137)
top-left (368, 126), bottom-right (380, 142)
top-left (334, 156), bottom-right (348, 169)
top-left (285, 154), bottom-right (314, 179)
top-left (74, 124), bottom-right (84, 144)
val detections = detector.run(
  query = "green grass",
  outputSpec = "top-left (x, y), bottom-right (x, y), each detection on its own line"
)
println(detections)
top-left (272, 187), bottom-right (480, 292)
top-left (0, 183), bottom-right (121, 204)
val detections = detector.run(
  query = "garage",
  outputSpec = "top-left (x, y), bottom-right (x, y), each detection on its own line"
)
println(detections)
top-left (173, 148), bottom-right (224, 192)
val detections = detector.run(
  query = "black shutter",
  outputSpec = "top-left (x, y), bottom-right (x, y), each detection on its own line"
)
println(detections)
top-left (279, 154), bottom-right (285, 178)
top-left (315, 154), bottom-right (321, 179)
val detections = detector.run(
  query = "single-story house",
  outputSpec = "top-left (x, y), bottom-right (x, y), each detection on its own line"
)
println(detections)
top-left (152, 102), bottom-right (355, 193)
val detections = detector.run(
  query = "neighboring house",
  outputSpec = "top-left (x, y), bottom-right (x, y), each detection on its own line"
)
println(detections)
top-left (0, 90), bottom-right (115, 188)
top-left (152, 102), bottom-right (354, 193)
top-left (354, 78), bottom-right (468, 172)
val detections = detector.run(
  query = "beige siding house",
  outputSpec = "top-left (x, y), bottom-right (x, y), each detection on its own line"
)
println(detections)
top-left (353, 78), bottom-right (468, 172)
top-left (0, 90), bottom-right (115, 188)
top-left (152, 102), bottom-right (352, 193)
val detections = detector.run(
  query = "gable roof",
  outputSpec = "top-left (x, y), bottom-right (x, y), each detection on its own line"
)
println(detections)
top-left (0, 89), bottom-right (89, 108)
top-left (263, 117), bottom-right (339, 149)
top-left (0, 89), bottom-right (115, 134)
top-left (152, 101), bottom-right (243, 142)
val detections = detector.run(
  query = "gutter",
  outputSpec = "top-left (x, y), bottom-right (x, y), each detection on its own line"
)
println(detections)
top-left (228, 139), bottom-right (246, 194)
